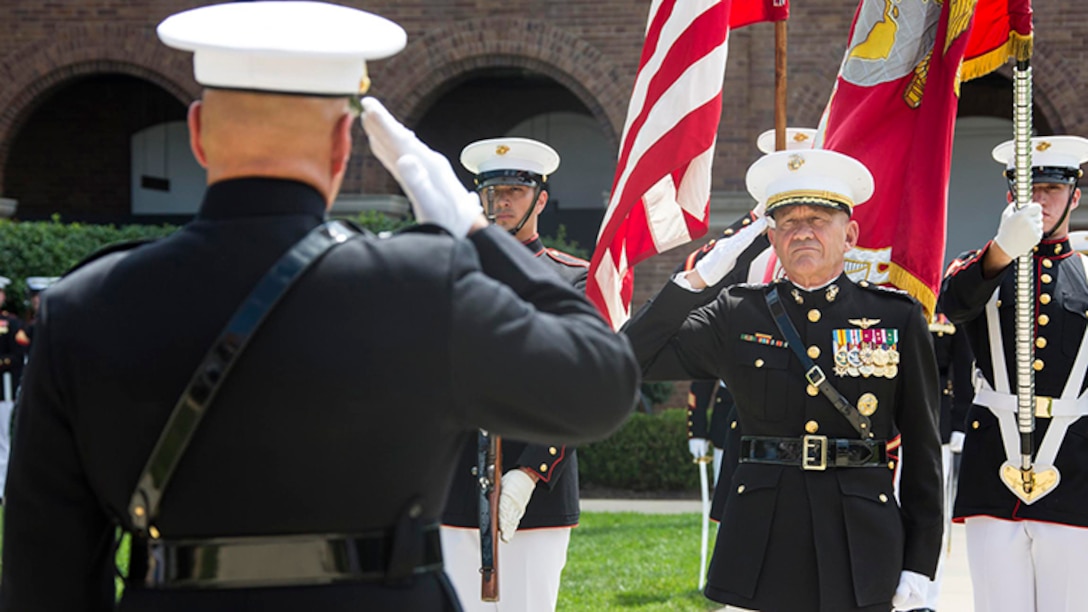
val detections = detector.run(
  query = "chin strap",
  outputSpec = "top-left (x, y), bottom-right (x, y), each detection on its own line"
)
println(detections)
top-left (1043, 182), bottom-right (1078, 239)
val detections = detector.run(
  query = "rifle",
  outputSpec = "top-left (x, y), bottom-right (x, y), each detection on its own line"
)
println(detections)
top-left (477, 429), bottom-right (502, 601)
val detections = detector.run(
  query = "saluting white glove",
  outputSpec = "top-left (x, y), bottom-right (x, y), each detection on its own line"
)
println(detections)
top-left (993, 201), bottom-right (1043, 259)
top-left (693, 216), bottom-right (769, 286)
top-left (891, 570), bottom-right (930, 610)
top-left (688, 438), bottom-right (710, 460)
top-left (360, 97), bottom-right (482, 238)
top-left (949, 431), bottom-right (966, 454)
top-left (498, 469), bottom-right (537, 543)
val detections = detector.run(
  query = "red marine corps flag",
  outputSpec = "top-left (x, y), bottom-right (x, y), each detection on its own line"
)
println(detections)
top-left (819, 0), bottom-right (1031, 318)
top-left (587, 0), bottom-right (788, 329)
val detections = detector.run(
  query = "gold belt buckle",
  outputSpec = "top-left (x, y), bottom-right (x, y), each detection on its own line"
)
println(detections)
top-left (802, 435), bottom-right (828, 471)
top-left (1035, 396), bottom-right (1054, 419)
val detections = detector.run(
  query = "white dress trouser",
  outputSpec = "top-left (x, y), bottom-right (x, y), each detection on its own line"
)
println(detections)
top-left (440, 525), bottom-right (571, 612)
top-left (965, 516), bottom-right (1088, 612)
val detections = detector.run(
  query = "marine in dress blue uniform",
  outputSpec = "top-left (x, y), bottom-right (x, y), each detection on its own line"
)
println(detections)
top-left (0, 4), bottom-right (640, 611)
top-left (624, 149), bottom-right (943, 612)
top-left (939, 135), bottom-right (1088, 612)
top-left (441, 137), bottom-right (588, 612)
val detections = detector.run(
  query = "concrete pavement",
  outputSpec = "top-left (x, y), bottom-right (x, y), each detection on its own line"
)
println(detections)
top-left (581, 498), bottom-right (974, 611)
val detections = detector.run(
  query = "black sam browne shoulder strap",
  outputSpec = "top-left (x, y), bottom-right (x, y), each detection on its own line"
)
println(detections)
top-left (127, 220), bottom-right (361, 538)
top-left (765, 285), bottom-right (874, 439)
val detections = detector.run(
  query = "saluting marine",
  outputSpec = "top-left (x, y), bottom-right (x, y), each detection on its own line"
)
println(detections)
top-left (624, 148), bottom-right (943, 612)
top-left (0, 3), bottom-right (640, 611)
top-left (441, 137), bottom-right (586, 612)
top-left (940, 135), bottom-right (1088, 612)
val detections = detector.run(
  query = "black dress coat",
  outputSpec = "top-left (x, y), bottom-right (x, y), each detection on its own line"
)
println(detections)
top-left (624, 273), bottom-right (943, 612)
top-left (940, 237), bottom-right (1088, 527)
top-left (0, 178), bottom-right (639, 612)
top-left (442, 236), bottom-right (590, 531)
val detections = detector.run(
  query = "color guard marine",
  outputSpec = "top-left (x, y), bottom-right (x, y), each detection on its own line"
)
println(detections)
top-left (624, 148), bottom-right (943, 612)
top-left (441, 137), bottom-right (588, 612)
top-left (939, 135), bottom-right (1088, 612)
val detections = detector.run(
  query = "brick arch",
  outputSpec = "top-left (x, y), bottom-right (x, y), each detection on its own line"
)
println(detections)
top-left (0, 23), bottom-right (196, 191)
top-left (373, 17), bottom-right (629, 148)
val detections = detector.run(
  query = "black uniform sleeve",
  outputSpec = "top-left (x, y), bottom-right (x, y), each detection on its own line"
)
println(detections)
top-left (688, 380), bottom-right (715, 439)
top-left (514, 443), bottom-right (571, 489)
top-left (0, 301), bottom-right (116, 612)
top-left (939, 245), bottom-right (1010, 324)
top-left (950, 326), bottom-right (976, 435)
top-left (451, 225), bottom-right (639, 444)
top-left (895, 302), bottom-right (945, 577)
top-left (622, 281), bottom-right (730, 381)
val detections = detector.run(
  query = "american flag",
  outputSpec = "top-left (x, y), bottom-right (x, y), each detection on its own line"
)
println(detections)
top-left (587, 0), bottom-right (788, 329)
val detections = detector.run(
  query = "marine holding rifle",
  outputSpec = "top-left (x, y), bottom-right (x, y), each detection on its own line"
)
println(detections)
top-left (0, 3), bottom-right (639, 610)
top-left (939, 135), bottom-right (1088, 612)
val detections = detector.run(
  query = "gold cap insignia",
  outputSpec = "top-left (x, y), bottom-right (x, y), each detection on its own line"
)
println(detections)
top-left (1036, 141), bottom-right (1052, 152)
top-left (496, 145), bottom-right (510, 156)
top-left (857, 392), bottom-right (878, 416)
top-left (793, 132), bottom-right (810, 143)
top-left (848, 318), bottom-right (881, 329)
top-left (787, 154), bottom-right (805, 171)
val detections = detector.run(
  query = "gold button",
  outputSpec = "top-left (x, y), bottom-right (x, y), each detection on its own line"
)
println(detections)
top-left (149, 526), bottom-right (161, 539)
top-left (730, 420), bottom-right (737, 429)
top-left (1043, 258), bottom-right (1053, 268)
top-left (1040, 293), bottom-right (1052, 305)
top-left (805, 420), bottom-right (819, 434)
top-left (808, 309), bottom-right (821, 323)
top-left (1039, 314), bottom-right (1050, 326)
top-left (879, 493), bottom-right (888, 503)
top-left (807, 346), bottom-right (821, 359)
top-left (807, 384), bottom-right (819, 396)
top-left (724, 228), bottom-right (735, 236)
top-left (859, 280), bottom-right (870, 288)
top-left (1056, 244), bottom-right (1063, 254)
top-left (1036, 337), bottom-right (1047, 349)
top-left (996, 300), bottom-right (1002, 308)
top-left (134, 506), bottom-right (146, 517)
top-left (1033, 359), bottom-right (1044, 371)
top-left (539, 463), bottom-right (549, 472)
top-left (1041, 273), bottom-right (1053, 284)
top-left (737, 485), bottom-right (746, 494)
top-left (549, 447), bottom-right (558, 456)
top-left (888, 461), bottom-right (896, 470)
top-left (755, 359), bottom-right (765, 368)
top-left (742, 218), bottom-right (751, 226)
top-left (688, 421), bottom-right (693, 426)
top-left (972, 420), bottom-right (980, 429)
top-left (1033, 246), bottom-right (1039, 253)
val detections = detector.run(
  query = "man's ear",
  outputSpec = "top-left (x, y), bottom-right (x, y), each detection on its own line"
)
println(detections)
top-left (845, 219), bottom-right (860, 249)
top-left (331, 112), bottom-right (353, 177)
top-left (187, 100), bottom-right (208, 168)
top-left (534, 189), bottom-right (549, 215)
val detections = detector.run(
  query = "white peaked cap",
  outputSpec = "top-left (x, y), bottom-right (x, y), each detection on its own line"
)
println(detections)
top-left (756, 128), bottom-right (818, 154)
top-left (1069, 230), bottom-right (1088, 254)
top-left (26, 277), bottom-right (60, 292)
top-left (747, 149), bottom-right (875, 217)
top-left (157, 1), bottom-right (407, 96)
top-left (0, 276), bottom-right (9, 290)
top-left (460, 138), bottom-right (561, 177)
top-left (992, 136), bottom-right (1088, 171)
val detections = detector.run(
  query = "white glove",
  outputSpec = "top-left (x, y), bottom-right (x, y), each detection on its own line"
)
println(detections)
top-left (993, 201), bottom-right (1043, 259)
top-left (498, 469), bottom-right (537, 543)
top-left (949, 431), bottom-right (966, 453)
top-left (688, 438), bottom-right (710, 460)
top-left (693, 216), bottom-right (769, 286)
top-left (360, 97), bottom-right (482, 238)
top-left (891, 570), bottom-right (930, 610)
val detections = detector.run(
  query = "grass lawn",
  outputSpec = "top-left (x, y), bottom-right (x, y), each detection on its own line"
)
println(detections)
top-left (558, 511), bottom-right (721, 611)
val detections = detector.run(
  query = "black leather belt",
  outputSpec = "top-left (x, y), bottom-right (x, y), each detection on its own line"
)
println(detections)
top-left (139, 525), bottom-right (443, 588)
top-left (740, 435), bottom-right (887, 471)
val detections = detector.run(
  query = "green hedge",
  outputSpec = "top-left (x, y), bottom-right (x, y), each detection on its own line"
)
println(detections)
top-left (578, 408), bottom-right (698, 491)
top-left (0, 212), bottom-right (414, 317)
